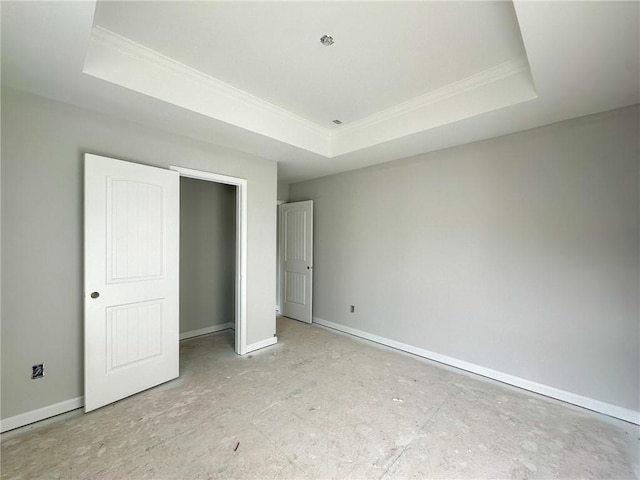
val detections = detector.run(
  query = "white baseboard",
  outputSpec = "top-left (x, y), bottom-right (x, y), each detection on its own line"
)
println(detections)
top-left (313, 317), bottom-right (640, 425)
top-left (3, 322), bottom-right (239, 432)
top-left (3, 323), bottom-right (236, 433)
top-left (1, 396), bottom-right (84, 433)
top-left (180, 323), bottom-right (234, 340)
top-left (246, 336), bottom-right (278, 353)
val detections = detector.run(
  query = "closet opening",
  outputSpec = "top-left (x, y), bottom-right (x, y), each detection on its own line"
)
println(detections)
top-left (171, 166), bottom-right (248, 354)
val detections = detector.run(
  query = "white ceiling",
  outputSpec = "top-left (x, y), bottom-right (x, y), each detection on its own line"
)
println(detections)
top-left (93, 1), bottom-right (528, 127)
top-left (1, 1), bottom-right (638, 184)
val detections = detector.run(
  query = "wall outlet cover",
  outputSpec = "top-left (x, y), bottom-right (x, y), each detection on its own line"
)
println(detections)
top-left (32, 364), bottom-right (44, 379)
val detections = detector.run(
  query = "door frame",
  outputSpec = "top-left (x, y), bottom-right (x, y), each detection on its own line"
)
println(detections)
top-left (170, 166), bottom-right (248, 355)
top-left (276, 200), bottom-right (286, 314)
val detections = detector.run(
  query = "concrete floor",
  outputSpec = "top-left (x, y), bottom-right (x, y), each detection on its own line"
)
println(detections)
top-left (2, 316), bottom-right (638, 479)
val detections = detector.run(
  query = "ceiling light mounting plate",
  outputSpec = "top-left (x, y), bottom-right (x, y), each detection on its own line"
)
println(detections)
top-left (320, 35), bottom-right (334, 46)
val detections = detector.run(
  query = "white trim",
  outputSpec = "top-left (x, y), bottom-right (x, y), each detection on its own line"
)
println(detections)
top-left (331, 58), bottom-right (529, 140)
top-left (179, 323), bottom-right (234, 340)
top-left (86, 27), bottom-right (331, 157)
top-left (275, 200), bottom-right (286, 315)
top-left (84, 26), bottom-right (534, 160)
top-left (313, 317), bottom-right (640, 425)
top-left (245, 337), bottom-right (278, 353)
top-left (171, 166), bottom-right (249, 355)
top-left (1, 397), bottom-right (84, 433)
top-left (89, 27), bottom-right (327, 136)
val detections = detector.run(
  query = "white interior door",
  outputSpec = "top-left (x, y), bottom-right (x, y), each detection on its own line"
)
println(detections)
top-left (84, 153), bottom-right (180, 412)
top-left (280, 200), bottom-right (313, 323)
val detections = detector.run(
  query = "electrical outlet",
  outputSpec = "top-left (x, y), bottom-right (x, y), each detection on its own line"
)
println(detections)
top-left (32, 363), bottom-right (44, 379)
top-left (350, 305), bottom-right (355, 313)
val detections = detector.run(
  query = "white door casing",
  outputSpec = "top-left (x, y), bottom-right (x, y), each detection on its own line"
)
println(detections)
top-left (169, 165), bottom-right (248, 355)
top-left (84, 154), bottom-right (180, 412)
top-left (280, 200), bottom-right (313, 323)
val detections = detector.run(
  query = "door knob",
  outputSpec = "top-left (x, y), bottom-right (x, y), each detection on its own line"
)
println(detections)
top-left (90, 292), bottom-right (100, 299)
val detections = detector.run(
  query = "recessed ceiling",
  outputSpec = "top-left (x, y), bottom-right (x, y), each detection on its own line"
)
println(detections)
top-left (84, 1), bottom-right (536, 157)
top-left (92, 1), bottom-right (529, 127)
top-left (1, 1), bottom-right (638, 183)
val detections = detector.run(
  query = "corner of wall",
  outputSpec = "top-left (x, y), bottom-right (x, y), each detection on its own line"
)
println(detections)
top-left (277, 182), bottom-right (290, 203)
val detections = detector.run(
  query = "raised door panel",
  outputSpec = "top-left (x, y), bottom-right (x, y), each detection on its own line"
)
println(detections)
top-left (85, 153), bottom-right (179, 412)
top-left (280, 201), bottom-right (313, 323)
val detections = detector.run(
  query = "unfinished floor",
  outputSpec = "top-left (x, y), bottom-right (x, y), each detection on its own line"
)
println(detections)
top-left (2, 316), bottom-right (638, 479)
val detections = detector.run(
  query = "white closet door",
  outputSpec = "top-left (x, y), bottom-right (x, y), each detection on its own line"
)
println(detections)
top-left (84, 153), bottom-right (180, 412)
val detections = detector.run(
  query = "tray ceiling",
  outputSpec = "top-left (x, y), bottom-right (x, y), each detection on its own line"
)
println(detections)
top-left (92, 1), bottom-right (530, 127)
top-left (85, 1), bottom-right (536, 157)
top-left (1, 1), bottom-right (638, 183)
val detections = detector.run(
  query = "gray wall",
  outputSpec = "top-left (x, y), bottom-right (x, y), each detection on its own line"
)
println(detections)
top-left (277, 182), bottom-right (290, 202)
top-left (290, 105), bottom-right (640, 412)
top-left (180, 177), bottom-right (236, 334)
top-left (1, 88), bottom-right (277, 421)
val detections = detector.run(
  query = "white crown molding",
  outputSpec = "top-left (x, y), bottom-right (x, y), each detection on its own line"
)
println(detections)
top-left (332, 57), bottom-right (530, 140)
top-left (90, 26), bottom-right (331, 138)
top-left (86, 26), bottom-right (534, 159)
top-left (330, 67), bottom-right (537, 157)
top-left (85, 26), bottom-right (332, 156)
